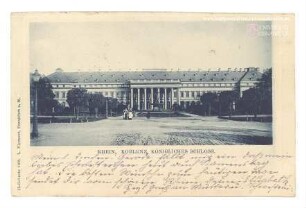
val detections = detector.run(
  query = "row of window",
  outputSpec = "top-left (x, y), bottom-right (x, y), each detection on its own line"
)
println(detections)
top-left (180, 91), bottom-right (201, 98)
top-left (183, 83), bottom-right (235, 87)
top-left (53, 82), bottom-right (237, 89)
top-left (103, 91), bottom-right (126, 97)
top-left (55, 91), bottom-right (66, 99)
top-left (54, 91), bottom-right (126, 99)
top-left (53, 84), bottom-right (128, 88)
top-left (241, 82), bottom-right (254, 86)
top-left (55, 90), bottom-right (232, 100)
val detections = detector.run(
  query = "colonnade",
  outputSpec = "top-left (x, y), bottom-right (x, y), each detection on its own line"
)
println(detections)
top-left (130, 87), bottom-right (180, 110)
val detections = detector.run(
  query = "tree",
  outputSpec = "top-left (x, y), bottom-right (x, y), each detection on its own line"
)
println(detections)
top-left (219, 90), bottom-right (239, 117)
top-left (66, 88), bottom-right (88, 119)
top-left (200, 92), bottom-right (218, 116)
top-left (240, 88), bottom-right (260, 117)
top-left (188, 101), bottom-right (196, 113)
top-left (107, 97), bottom-right (119, 116)
top-left (117, 102), bottom-right (128, 114)
top-left (87, 93), bottom-right (105, 118)
top-left (30, 76), bottom-right (58, 115)
top-left (188, 101), bottom-right (203, 115)
top-left (255, 68), bottom-right (272, 114)
top-left (239, 68), bottom-right (272, 116)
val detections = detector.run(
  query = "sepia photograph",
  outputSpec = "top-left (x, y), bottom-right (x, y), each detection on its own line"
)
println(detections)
top-left (11, 12), bottom-right (296, 197)
top-left (29, 20), bottom-right (273, 146)
top-left (3, 0), bottom-right (304, 204)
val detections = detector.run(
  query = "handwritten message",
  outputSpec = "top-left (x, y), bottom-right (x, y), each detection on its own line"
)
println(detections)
top-left (24, 149), bottom-right (294, 196)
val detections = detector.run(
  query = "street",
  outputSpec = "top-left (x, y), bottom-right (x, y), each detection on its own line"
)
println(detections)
top-left (31, 116), bottom-right (272, 146)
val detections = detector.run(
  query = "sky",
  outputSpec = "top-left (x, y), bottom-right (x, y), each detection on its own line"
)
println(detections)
top-left (30, 21), bottom-right (272, 75)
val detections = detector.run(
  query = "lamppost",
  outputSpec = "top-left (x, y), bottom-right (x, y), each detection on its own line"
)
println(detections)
top-left (31, 69), bottom-right (40, 138)
top-left (105, 97), bottom-right (109, 118)
top-left (217, 92), bottom-right (221, 117)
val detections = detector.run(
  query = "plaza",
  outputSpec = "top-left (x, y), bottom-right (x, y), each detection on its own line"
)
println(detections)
top-left (31, 116), bottom-right (272, 146)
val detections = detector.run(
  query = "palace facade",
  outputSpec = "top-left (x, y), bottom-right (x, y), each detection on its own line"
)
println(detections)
top-left (47, 68), bottom-right (262, 110)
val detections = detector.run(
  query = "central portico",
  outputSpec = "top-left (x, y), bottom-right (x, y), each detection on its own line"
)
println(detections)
top-left (129, 79), bottom-right (181, 111)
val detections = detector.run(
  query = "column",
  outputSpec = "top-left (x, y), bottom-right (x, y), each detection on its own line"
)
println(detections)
top-left (164, 88), bottom-right (167, 110)
top-left (144, 88), bottom-right (147, 110)
top-left (130, 88), bottom-right (133, 109)
top-left (150, 88), bottom-right (153, 110)
top-left (137, 88), bottom-right (140, 110)
top-left (157, 88), bottom-right (160, 103)
top-left (177, 88), bottom-right (181, 105)
top-left (171, 88), bottom-right (174, 109)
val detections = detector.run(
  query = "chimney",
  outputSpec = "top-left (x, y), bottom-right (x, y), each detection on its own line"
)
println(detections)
top-left (55, 68), bottom-right (63, 73)
top-left (246, 67), bottom-right (258, 72)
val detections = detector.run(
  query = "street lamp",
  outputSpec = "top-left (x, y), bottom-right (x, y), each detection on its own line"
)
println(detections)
top-left (217, 92), bottom-right (221, 117)
top-left (31, 69), bottom-right (40, 138)
top-left (105, 97), bottom-right (109, 118)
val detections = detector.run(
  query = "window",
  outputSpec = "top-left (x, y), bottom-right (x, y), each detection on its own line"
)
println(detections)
top-left (62, 92), bottom-right (66, 98)
top-left (55, 92), bottom-right (59, 98)
top-left (181, 92), bottom-right (184, 97)
top-left (186, 91), bottom-right (190, 97)
top-left (191, 92), bottom-right (195, 97)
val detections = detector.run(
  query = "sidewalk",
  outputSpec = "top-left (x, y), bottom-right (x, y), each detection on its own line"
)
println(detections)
top-left (177, 111), bottom-right (204, 118)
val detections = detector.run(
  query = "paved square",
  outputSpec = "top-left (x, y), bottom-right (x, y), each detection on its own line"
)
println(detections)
top-left (31, 116), bottom-right (272, 146)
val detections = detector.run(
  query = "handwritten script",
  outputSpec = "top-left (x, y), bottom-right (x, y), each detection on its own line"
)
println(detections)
top-left (24, 149), bottom-right (294, 195)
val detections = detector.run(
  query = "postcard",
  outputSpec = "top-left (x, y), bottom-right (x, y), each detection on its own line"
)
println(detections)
top-left (11, 12), bottom-right (295, 196)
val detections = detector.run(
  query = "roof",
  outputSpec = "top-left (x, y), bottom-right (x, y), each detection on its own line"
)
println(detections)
top-left (46, 69), bottom-right (262, 84)
top-left (240, 70), bottom-right (263, 82)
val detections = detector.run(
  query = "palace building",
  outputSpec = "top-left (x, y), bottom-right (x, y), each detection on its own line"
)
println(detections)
top-left (47, 68), bottom-right (262, 110)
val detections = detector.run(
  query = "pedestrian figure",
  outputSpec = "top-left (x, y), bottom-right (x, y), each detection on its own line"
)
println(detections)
top-left (123, 108), bottom-right (128, 120)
